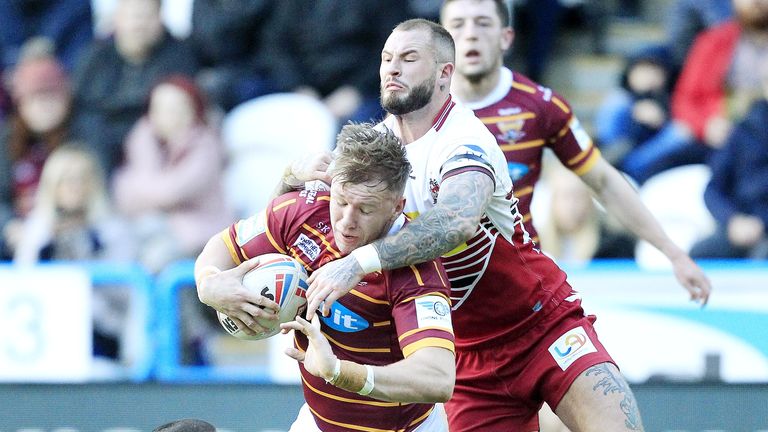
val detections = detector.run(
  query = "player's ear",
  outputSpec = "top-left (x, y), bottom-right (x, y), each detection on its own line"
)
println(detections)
top-left (393, 197), bottom-right (406, 219)
top-left (501, 27), bottom-right (514, 52)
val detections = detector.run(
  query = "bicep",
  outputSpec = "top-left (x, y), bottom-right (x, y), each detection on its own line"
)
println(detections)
top-left (436, 169), bottom-right (495, 220)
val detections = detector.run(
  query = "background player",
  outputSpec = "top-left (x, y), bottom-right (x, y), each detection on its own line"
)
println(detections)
top-left (440, 0), bottom-right (711, 304)
top-left (195, 123), bottom-right (455, 432)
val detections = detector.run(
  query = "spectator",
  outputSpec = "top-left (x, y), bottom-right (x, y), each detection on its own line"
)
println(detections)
top-left (1, 42), bottom-right (80, 260)
top-left (690, 60), bottom-right (768, 259)
top-left (112, 75), bottom-right (229, 272)
top-left (0, 0), bottom-right (93, 71)
top-left (189, 0), bottom-right (278, 112)
top-left (665, 0), bottom-right (733, 73)
top-left (594, 45), bottom-right (706, 183)
top-left (537, 165), bottom-right (636, 266)
top-left (260, 0), bottom-right (407, 127)
top-left (13, 144), bottom-right (136, 360)
top-left (71, 0), bottom-right (198, 176)
top-left (672, 0), bottom-right (768, 152)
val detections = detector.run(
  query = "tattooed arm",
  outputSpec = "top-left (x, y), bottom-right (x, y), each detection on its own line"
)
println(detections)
top-left (375, 170), bottom-right (494, 269)
top-left (305, 170), bottom-right (495, 319)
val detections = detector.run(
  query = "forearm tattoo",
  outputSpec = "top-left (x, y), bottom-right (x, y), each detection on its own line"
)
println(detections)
top-left (375, 170), bottom-right (494, 270)
top-left (586, 364), bottom-right (643, 430)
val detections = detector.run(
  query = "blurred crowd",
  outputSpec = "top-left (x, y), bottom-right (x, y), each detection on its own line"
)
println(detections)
top-left (0, 0), bottom-right (767, 367)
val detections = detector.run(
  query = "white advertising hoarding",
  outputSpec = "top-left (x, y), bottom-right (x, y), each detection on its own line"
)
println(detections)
top-left (0, 266), bottom-right (92, 382)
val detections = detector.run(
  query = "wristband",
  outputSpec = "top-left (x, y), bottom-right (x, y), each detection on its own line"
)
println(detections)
top-left (350, 244), bottom-right (382, 274)
top-left (357, 365), bottom-right (375, 396)
top-left (325, 359), bottom-right (341, 385)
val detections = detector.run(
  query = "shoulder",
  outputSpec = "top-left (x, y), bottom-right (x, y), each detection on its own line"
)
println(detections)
top-left (270, 189), bottom-right (330, 220)
top-left (511, 72), bottom-right (573, 117)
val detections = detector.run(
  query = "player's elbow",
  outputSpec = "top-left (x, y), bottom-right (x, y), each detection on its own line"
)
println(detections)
top-left (432, 377), bottom-right (455, 403)
top-left (422, 362), bottom-right (455, 402)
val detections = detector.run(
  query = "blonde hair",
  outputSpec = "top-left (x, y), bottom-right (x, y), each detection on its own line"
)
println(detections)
top-left (33, 144), bottom-right (110, 224)
top-left (332, 123), bottom-right (411, 196)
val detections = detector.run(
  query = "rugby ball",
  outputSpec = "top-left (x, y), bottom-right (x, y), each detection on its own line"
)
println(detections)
top-left (217, 253), bottom-right (309, 340)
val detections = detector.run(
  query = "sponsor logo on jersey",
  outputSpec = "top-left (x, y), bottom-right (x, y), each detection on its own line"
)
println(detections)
top-left (236, 210), bottom-right (266, 244)
top-left (415, 295), bottom-right (452, 331)
top-left (507, 161), bottom-right (529, 181)
top-left (294, 233), bottom-right (320, 261)
top-left (320, 302), bottom-right (369, 332)
top-left (548, 326), bottom-right (597, 371)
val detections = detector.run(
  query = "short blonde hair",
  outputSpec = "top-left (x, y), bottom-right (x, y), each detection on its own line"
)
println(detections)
top-left (332, 123), bottom-right (411, 196)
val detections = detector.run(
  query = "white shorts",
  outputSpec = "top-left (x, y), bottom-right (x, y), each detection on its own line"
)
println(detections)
top-left (288, 402), bottom-right (448, 432)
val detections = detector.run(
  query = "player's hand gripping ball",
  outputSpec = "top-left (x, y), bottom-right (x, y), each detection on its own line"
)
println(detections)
top-left (217, 254), bottom-right (309, 340)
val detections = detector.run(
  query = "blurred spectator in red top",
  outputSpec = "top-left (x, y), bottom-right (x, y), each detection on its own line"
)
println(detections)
top-left (672, 0), bottom-right (768, 150)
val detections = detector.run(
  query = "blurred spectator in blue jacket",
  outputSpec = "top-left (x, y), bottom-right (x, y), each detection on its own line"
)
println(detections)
top-left (690, 61), bottom-right (768, 259)
top-left (594, 45), bottom-right (706, 184)
top-left (71, 0), bottom-right (198, 176)
top-left (189, 0), bottom-right (278, 112)
top-left (0, 0), bottom-right (93, 72)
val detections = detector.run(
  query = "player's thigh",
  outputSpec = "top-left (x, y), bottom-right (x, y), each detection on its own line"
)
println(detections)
top-left (554, 362), bottom-right (644, 432)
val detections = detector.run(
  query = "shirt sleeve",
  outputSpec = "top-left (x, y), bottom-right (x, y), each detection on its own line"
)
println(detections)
top-left (388, 260), bottom-right (455, 358)
top-left (438, 141), bottom-right (496, 188)
top-left (221, 195), bottom-right (296, 264)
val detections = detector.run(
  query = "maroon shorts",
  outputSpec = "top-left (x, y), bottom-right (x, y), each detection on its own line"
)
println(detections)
top-left (444, 297), bottom-right (616, 431)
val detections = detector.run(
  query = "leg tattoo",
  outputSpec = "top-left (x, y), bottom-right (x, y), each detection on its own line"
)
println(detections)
top-left (585, 364), bottom-right (643, 430)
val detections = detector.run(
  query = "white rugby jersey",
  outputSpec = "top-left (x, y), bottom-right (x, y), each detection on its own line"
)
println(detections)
top-left (380, 96), bottom-right (571, 349)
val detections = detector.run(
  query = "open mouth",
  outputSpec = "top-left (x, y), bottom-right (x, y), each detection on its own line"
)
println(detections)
top-left (464, 49), bottom-right (481, 61)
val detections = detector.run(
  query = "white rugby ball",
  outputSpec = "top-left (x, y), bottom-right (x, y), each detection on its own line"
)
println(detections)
top-left (217, 253), bottom-right (309, 340)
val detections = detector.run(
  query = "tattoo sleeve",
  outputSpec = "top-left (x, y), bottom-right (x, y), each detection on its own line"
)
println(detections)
top-left (373, 169), bottom-right (495, 270)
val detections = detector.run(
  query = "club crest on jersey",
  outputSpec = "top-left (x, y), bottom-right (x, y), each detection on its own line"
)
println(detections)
top-left (429, 178), bottom-right (440, 203)
top-left (496, 119), bottom-right (526, 142)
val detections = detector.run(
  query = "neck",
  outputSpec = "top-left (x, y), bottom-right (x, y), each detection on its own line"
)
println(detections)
top-left (391, 92), bottom-right (451, 144)
top-left (451, 66), bottom-right (502, 103)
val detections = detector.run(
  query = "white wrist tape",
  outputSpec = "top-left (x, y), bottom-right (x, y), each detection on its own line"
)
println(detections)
top-left (350, 244), bottom-right (382, 274)
top-left (357, 365), bottom-right (375, 396)
top-left (325, 359), bottom-right (341, 384)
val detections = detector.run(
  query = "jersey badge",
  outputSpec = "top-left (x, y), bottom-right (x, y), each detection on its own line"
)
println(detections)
top-left (235, 210), bottom-right (266, 245)
top-left (496, 119), bottom-right (526, 142)
top-left (548, 326), bottom-right (597, 371)
top-left (415, 295), bottom-right (452, 331)
top-left (429, 178), bottom-right (440, 204)
top-left (293, 233), bottom-right (321, 261)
